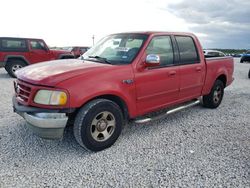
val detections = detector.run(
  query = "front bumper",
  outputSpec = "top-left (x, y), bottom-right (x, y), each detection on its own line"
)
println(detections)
top-left (21, 112), bottom-right (68, 139)
top-left (13, 97), bottom-right (69, 139)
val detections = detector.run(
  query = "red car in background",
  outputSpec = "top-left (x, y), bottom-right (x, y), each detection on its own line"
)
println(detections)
top-left (0, 37), bottom-right (74, 77)
top-left (64, 46), bottom-right (90, 58)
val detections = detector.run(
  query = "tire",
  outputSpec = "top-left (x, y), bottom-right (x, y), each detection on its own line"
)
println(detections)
top-left (5, 60), bottom-right (26, 78)
top-left (240, 59), bottom-right (244, 63)
top-left (73, 99), bottom-right (124, 151)
top-left (202, 80), bottom-right (224, 109)
top-left (248, 69), bottom-right (250, 79)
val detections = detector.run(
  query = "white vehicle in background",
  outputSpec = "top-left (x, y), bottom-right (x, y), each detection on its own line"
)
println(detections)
top-left (203, 50), bottom-right (226, 58)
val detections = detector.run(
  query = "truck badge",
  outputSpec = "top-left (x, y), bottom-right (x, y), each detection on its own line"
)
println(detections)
top-left (122, 79), bottom-right (134, 84)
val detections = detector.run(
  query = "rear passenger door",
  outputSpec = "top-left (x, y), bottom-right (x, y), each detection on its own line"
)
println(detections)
top-left (175, 36), bottom-right (205, 100)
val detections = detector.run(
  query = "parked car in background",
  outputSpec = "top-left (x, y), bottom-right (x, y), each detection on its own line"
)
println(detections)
top-left (13, 32), bottom-right (234, 151)
top-left (232, 54), bottom-right (242, 57)
top-left (0, 37), bottom-right (75, 77)
top-left (71, 46), bottom-right (90, 58)
top-left (240, 51), bottom-right (250, 63)
top-left (203, 50), bottom-right (226, 58)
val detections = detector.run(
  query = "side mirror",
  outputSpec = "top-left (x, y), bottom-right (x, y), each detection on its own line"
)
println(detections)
top-left (145, 54), bottom-right (160, 67)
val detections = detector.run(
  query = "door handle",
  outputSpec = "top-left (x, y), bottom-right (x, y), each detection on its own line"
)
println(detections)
top-left (196, 67), bottom-right (202, 72)
top-left (168, 71), bottom-right (176, 76)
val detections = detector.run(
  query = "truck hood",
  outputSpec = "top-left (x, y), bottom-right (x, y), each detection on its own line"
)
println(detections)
top-left (16, 59), bottom-right (111, 86)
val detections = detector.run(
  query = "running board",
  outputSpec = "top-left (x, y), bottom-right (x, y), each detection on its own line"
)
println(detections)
top-left (134, 100), bottom-right (200, 124)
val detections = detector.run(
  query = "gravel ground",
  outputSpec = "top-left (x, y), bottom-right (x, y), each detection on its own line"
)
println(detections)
top-left (0, 58), bottom-right (249, 187)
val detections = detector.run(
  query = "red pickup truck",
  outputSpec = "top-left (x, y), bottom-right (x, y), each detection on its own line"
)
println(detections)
top-left (70, 46), bottom-right (90, 58)
top-left (0, 37), bottom-right (74, 77)
top-left (13, 32), bottom-right (234, 151)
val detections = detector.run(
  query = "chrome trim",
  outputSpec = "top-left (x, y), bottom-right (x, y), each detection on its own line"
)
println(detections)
top-left (23, 113), bottom-right (68, 128)
top-left (135, 100), bottom-right (200, 124)
top-left (146, 54), bottom-right (160, 64)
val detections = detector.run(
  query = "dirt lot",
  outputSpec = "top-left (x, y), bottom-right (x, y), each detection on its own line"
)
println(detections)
top-left (0, 58), bottom-right (249, 187)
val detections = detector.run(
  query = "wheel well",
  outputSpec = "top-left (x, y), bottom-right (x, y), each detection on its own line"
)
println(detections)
top-left (216, 74), bottom-right (227, 87)
top-left (7, 57), bottom-right (28, 65)
top-left (67, 95), bottom-right (130, 126)
top-left (93, 95), bottom-right (130, 120)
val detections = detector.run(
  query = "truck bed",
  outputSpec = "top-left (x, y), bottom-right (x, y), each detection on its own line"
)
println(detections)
top-left (202, 56), bottom-right (234, 95)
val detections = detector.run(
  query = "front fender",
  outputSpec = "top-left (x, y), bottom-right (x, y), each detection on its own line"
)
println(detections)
top-left (56, 65), bottom-right (137, 117)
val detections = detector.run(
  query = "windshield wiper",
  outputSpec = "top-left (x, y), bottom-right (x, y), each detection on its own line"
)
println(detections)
top-left (87, 56), bottom-right (112, 64)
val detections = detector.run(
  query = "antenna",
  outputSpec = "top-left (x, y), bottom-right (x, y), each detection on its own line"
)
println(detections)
top-left (92, 35), bottom-right (95, 46)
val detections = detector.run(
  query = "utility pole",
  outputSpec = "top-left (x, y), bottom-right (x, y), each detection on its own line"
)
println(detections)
top-left (92, 35), bottom-right (95, 46)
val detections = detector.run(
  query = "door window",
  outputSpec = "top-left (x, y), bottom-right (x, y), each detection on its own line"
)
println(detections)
top-left (30, 40), bottom-right (46, 50)
top-left (146, 36), bottom-right (174, 66)
top-left (175, 36), bottom-right (199, 64)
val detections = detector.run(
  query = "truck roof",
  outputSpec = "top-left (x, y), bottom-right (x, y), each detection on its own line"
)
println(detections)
top-left (111, 31), bottom-right (195, 36)
top-left (0, 37), bottom-right (44, 41)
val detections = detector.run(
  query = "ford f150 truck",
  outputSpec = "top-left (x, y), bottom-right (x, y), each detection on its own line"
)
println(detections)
top-left (0, 37), bottom-right (74, 77)
top-left (13, 32), bottom-right (234, 151)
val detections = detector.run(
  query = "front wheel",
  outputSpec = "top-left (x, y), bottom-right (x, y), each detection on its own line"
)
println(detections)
top-left (202, 80), bottom-right (224, 109)
top-left (73, 99), bottom-right (124, 151)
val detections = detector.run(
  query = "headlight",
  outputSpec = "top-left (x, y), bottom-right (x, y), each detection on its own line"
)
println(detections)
top-left (34, 90), bottom-right (67, 106)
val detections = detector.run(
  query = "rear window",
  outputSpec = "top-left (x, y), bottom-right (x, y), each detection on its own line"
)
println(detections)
top-left (80, 47), bottom-right (89, 53)
top-left (208, 52), bottom-right (219, 56)
top-left (0, 38), bottom-right (28, 52)
top-left (175, 36), bottom-right (199, 64)
top-left (1, 39), bottom-right (27, 49)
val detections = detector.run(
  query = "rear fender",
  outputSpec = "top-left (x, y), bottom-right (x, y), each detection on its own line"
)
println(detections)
top-left (202, 68), bottom-right (228, 95)
top-left (4, 55), bottom-right (29, 65)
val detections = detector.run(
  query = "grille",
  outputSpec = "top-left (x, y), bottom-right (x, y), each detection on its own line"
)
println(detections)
top-left (14, 80), bottom-right (32, 103)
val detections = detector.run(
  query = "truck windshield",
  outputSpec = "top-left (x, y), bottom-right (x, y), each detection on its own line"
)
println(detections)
top-left (82, 34), bottom-right (148, 65)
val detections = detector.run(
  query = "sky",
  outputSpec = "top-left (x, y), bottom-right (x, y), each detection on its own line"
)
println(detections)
top-left (0, 0), bottom-right (249, 49)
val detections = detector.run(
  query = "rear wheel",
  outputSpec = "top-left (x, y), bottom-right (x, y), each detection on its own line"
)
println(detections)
top-left (248, 69), bottom-right (250, 79)
top-left (73, 99), bottom-right (124, 151)
top-left (5, 60), bottom-right (26, 78)
top-left (240, 59), bottom-right (244, 63)
top-left (202, 80), bottom-right (224, 109)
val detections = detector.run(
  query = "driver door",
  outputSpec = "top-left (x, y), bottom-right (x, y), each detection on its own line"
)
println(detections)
top-left (135, 35), bottom-right (180, 115)
top-left (28, 40), bottom-right (53, 63)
